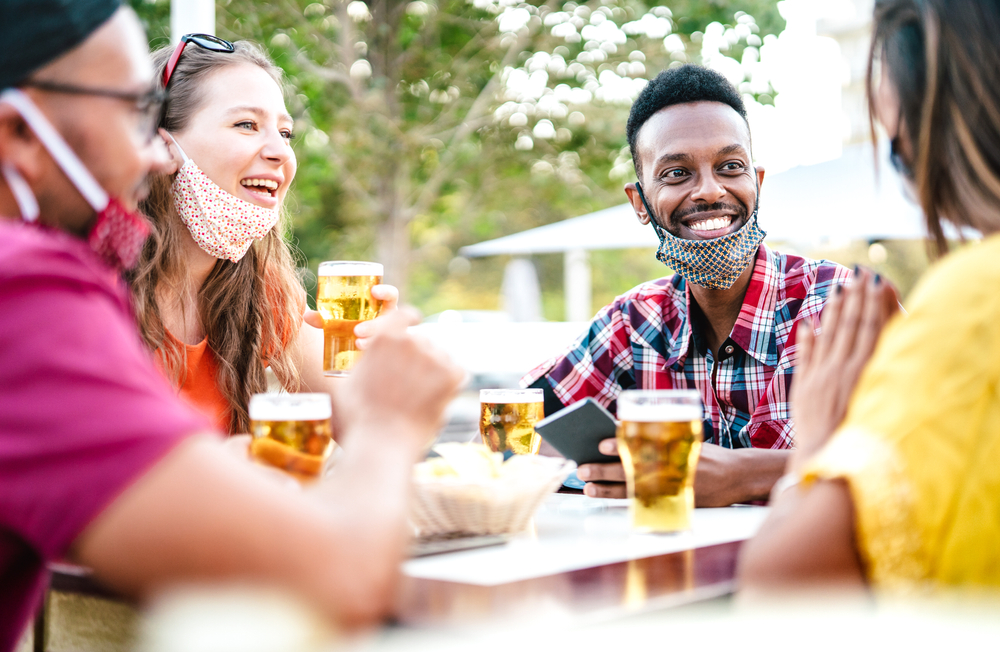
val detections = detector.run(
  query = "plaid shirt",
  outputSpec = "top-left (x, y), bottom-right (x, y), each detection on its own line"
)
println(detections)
top-left (523, 244), bottom-right (851, 450)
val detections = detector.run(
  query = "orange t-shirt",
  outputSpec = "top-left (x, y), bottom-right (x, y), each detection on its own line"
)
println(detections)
top-left (153, 333), bottom-right (231, 433)
top-left (153, 287), bottom-right (307, 433)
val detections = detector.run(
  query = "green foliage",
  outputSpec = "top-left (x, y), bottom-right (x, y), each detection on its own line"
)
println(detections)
top-left (125, 0), bottom-right (784, 318)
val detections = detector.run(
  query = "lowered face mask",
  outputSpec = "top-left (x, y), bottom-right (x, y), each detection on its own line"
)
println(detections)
top-left (166, 133), bottom-right (280, 262)
top-left (0, 88), bottom-right (150, 271)
top-left (636, 182), bottom-right (766, 291)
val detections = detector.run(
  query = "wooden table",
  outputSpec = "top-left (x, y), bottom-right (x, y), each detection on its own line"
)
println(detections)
top-left (44, 495), bottom-right (765, 647)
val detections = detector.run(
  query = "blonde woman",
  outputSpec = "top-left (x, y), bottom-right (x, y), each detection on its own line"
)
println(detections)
top-left (130, 35), bottom-right (395, 432)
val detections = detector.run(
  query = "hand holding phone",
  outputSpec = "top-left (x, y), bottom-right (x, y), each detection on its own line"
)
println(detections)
top-left (534, 398), bottom-right (620, 465)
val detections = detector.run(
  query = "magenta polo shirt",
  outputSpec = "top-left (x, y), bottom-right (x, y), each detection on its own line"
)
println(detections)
top-left (0, 220), bottom-right (210, 651)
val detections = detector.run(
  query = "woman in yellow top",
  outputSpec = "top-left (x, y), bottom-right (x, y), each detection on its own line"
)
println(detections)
top-left (740, 0), bottom-right (1000, 591)
top-left (128, 37), bottom-right (396, 433)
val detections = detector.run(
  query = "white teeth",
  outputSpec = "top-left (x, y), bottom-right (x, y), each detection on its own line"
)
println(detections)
top-left (689, 216), bottom-right (732, 232)
top-left (240, 178), bottom-right (279, 190)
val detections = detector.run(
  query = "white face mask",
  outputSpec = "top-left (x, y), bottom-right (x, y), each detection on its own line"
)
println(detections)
top-left (166, 133), bottom-right (281, 262)
top-left (0, 88), bottom-right (151, 270)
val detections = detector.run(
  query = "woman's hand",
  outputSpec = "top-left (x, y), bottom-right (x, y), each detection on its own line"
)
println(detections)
top-left (302, 284), bottom-right (401, 350)
top-left (788, 268), bottom-right (900, 474)
top-left (353, 284), bottom-right (399, 350)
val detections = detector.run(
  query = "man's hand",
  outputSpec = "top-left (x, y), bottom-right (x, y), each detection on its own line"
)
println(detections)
top-left (789, 269), bottom-right (900, 474)
top-left (693, 444), bottom-right (787, 506)
top-left (333, 308), bottom-right (465, 452)
top-left (578, 438), bottom-right (626, 498)
top-left (303, 284), bottom-right (400, 350)
top-left (578, 438), bottom-right (788, 504)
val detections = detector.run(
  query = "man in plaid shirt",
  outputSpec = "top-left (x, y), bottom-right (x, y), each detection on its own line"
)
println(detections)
top-left (523, 65), bottom-right (851, 505)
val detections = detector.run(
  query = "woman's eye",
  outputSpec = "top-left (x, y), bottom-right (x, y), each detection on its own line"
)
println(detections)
top-left (281, 130), bottom-right (295, 141)
top-left (235, 120), bottom-right (256, 130)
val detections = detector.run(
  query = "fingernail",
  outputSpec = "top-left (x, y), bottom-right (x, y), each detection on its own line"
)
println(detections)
top-left (853, 264), bottom-right (860, 275)
top-left (874, 274), bottom-right (882, 285)
top-left (584, 484), bottom-right (595, 497)
top-left (835, 284), bottom-right (843, 295)
top-left (577, 467), bottom-right (590, 480)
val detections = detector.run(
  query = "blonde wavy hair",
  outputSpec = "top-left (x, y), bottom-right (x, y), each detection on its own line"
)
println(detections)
top-left (129, 40), bottom-right (303, 433)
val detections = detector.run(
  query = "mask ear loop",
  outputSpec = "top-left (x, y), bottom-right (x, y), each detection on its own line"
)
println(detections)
top-left (0, 89), bottom-right (108, 212)
top-left (1, 163), bottom-right (40, 222)
top-left (163, 132), bottom-right (190, 164)
top-left (635, 182), bottom-right (669, 240)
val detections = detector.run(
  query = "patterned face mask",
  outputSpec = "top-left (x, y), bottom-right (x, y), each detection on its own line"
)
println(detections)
top-left (166, 133), bottom-right (280, 262)
top-left (0, 89), bottom-right (150, 271)
top-left (636, 182), bottom-right (766, 290)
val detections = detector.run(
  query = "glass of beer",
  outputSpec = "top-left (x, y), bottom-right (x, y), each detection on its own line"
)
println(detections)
top-left (249, 393), bottom-right (334, 480)
top-left (479, 389), bottom-right (544, 456)
top-left (616, 389), bottom-right (703, 533)
top-left (317, 261), bottom-right (383, 376)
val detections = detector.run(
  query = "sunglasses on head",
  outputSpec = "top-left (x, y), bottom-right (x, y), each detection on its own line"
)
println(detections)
top-left (162, 33), bottom-right (235, 90)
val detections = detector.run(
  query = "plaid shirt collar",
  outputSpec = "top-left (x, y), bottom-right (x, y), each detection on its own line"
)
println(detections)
top-left (662, 244), bottom-right (780, 370)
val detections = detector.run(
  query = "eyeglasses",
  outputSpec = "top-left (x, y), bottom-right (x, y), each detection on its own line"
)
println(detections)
top-left (162, 33), bottom-right (235, 90)
top-left (19, 80), bottom-right (167, 141)
top-left (889, 137), bottom-right (913, 179)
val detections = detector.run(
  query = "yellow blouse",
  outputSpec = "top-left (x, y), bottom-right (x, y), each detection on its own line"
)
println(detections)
top-left (806, 234), bottom-right (1000, 591)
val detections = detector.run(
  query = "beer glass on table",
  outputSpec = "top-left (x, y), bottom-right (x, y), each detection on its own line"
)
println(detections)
top-left (479, 389), bottom-right (544, 456)
top-left (317, 261), bottom-right (383, 377)
top-left (249, 393), bottom-right (334, 480)
top-left (616, 390), bottom-right (703, 532)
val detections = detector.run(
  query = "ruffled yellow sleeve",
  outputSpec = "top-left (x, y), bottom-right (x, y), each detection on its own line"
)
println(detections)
top-left (804, 236), bottom-right (1000, 591)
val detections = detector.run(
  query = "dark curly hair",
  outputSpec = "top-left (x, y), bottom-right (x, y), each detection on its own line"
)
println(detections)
top-left (626, 65), bottom-right (748, 179)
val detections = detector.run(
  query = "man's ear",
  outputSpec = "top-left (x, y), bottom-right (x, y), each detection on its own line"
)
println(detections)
top-left (624, 182), bottom-right (650, 225)
top-left (0, 105), bottom-right (44, 182)
top-left (755, 164), bottom-right (766, 191)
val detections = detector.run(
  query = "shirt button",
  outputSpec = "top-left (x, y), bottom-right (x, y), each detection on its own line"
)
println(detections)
top-left (724, 345), bottom-right (734, 355)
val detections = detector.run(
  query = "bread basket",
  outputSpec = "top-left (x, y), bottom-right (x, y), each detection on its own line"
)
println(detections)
top-left (411, 448), bottom-right (575, 537)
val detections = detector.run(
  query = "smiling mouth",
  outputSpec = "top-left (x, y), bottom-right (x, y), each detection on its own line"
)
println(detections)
top-left (687, 215), bottom-right (735, 233)
top-left (240, 178), bottom-right (279, 198)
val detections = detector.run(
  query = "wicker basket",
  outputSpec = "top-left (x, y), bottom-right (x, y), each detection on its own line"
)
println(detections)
top-left (410, 457), bottom-right (576, 536)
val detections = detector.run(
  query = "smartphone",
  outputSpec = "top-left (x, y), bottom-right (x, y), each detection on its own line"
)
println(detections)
top-left (534, 398), bottom-right (620, 466)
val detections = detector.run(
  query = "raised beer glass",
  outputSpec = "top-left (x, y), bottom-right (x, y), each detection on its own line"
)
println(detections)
top-left (249, 393), bottom-right (334, 480)
top-left (616, 389), bottom-right (703, 533)
top-left (317, 261), bottom-right (383, 376)
top-left (479, 389), bottom-right (544, 456)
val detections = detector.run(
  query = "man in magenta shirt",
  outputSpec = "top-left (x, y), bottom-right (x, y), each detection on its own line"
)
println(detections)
top-left (0, 2), bottom-right (465, 649)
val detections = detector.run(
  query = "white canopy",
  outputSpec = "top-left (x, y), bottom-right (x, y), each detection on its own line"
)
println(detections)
top-left (460, 202), bottom-right (657, 257)
top-left (461, 141), bottom-right (930, 259)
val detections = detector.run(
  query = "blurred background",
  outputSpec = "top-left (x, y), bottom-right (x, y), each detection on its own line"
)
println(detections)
top-left (132, 0), bottom-right (939, 438)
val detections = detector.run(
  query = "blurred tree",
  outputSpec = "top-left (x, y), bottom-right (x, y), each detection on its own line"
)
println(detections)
top-left (127, 0), bottom-right (784, 311)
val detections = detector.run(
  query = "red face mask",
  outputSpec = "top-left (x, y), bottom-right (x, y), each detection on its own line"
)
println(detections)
top-left (0, 88), bottom-right (150, 271)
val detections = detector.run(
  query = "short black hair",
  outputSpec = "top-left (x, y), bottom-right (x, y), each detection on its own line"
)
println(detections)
top-left (626, 64), bottom-right (748, 179)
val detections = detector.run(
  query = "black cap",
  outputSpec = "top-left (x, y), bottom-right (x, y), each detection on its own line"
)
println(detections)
top-left (0, 0), bottom-right (122, 90)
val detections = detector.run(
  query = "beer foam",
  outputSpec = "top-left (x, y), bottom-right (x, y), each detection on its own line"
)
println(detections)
top-left (249, 393), bottom-right (332, 421)
top-left (617, 403), bottom-right (702, 422)
top-left (318, 261), bottom-right (384, 277)
top-left (479, 389), bottom-right (543, 404)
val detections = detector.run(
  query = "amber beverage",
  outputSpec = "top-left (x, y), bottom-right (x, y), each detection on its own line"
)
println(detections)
top-left (479, 389), bottom-right (544, 455)
top-left (317, 261), bottom-right (383, 376)
top-left (616, 390), bottom-right (703, 532)
top-left (249, 393), bottom-right (334, 480)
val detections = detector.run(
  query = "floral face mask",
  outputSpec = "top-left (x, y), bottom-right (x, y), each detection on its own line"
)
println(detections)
top-left (0, 88), bottom-right (150, 271)
top-left (636, 182), bottom-right (766, 290)
top-left (166, 133), bottom-right (280, 262)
